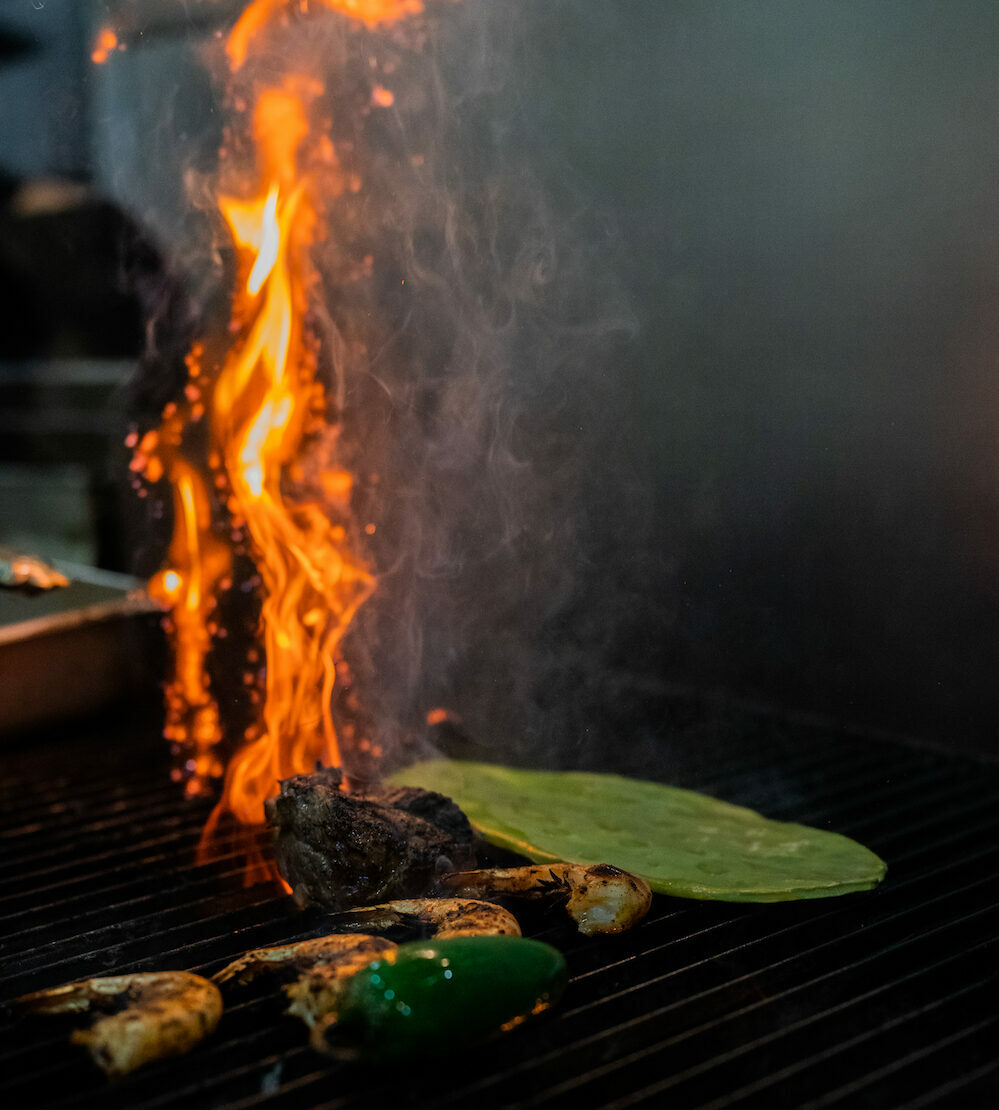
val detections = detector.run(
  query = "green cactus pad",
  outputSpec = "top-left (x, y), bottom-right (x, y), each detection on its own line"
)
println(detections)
top-left (389, 760), bottom-right (886, 902)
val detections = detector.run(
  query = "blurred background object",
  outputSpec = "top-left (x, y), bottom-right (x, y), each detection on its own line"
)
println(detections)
top-left (0, 546), bottom-right (69, 591)
top-left (0, 0), bottom-right (165, 571)
top-left (0, 0), bottom-right (225, 572)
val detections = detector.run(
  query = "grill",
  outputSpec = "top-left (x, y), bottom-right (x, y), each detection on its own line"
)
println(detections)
top-left (2, 698), bottom-right (998, 1109)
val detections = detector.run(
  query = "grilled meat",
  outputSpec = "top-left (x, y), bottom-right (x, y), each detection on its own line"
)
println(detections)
top-left (265, 768), bottom-right (476, 910)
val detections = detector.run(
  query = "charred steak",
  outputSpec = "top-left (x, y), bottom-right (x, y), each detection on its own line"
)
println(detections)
top-left (265, 768), bottom-right (477, 910)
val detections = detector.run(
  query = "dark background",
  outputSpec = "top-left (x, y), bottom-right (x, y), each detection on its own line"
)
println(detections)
top-left (525, 0), bottom-right (999, 756)
top-left (3, 0), bottom-right (999, 755)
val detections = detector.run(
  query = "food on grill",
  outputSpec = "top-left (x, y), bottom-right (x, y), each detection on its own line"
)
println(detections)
top-left (214, 932), bottom-right (399, 1028)
top-left (213, 933), bottom-right (395, 991)
top-left (322, 897), bottom-right (522, 938)
top-left (390, 761), bottom-right (888, 902)
top-left (219, 904), bottom-right (521, 1035)
top-left (435, 862), bottom-right (653, 935)
top-left (285, 950), bottom-right (399, 1028)
top-left (16, 972), bottom-right (222, 1078)
top-left (265, 768), bottom-right (477, 910)
top-left (311, 936), bottom-right (567, 1061)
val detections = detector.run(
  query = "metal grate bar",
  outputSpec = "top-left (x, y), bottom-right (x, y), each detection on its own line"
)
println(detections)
top-left (1, 888), bottom-right (289, 998)
top-left (892, 1058), bottom-right (999, 1109)
top-left (1, 713), bottom-right (996, 1110)
top-left (600, 998), bottom-right (999, 1110)
top-left (0, 792), bottom-right (210, 874)
top-left (707, 744), bottom-right (928, 811)
top-left (0, 816), bottom-right (260, 916)
top-left (692, 737), bottom-right (898, 799)
top-left (606, 890), bottom-right (995, 1081)
top-left (0, 821), bottom-right (220, 900)
top-left (795, 1013), bottom-right (999, 1110)
top-left (0, 842), bottom-right (261, 930)
top-left (0, 771), bottom-right (173, 827)
top-left (1, 861), bottom-right (266, 954)
top-left (0, 914), bottom-right (323, 1080)
top-left (780, 762), bottom-right (973, 830)
top-left (528, 904), bottom-right (999, 1110)
top-left (680, 944), bottom-right (999, 1107)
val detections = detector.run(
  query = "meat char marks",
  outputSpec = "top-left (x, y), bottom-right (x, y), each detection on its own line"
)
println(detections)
top-left (265, 768), bottom-right (477, 910)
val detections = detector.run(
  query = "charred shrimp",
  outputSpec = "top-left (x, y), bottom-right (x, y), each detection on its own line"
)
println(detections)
top-left (16, 972), bottom-right (222, 1078)
top-left (436, 862), bottom-right (653, 935)
top-left (213, 933), bottom-right (394, 990)
top-left (322, 897), bottom-right (522, 939)
top-left (212, 933), bottom-right (397, 1028)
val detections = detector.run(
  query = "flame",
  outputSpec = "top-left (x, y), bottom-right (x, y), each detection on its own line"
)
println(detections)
top-left (135, 395), bottom-right (231, 797)
top-left (135, 0), bottom-right (429, 852)
top-left (91, 28), bottom-right (118, 65)
top-left (208, 86), bottom-right (375, 825)
top-left (228, 0), bottom-right (424, 71)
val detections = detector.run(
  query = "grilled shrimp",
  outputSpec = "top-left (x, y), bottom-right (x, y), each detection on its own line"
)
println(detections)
top-left (284, 940), bottom-right (397, 1028)
top-left (16, 972), bottom-right (222, 1078)
top-left (213, 933), bottom-right (394, 990)
top-left (436, 863), bottom-right (653, 935)
top-left (213, 933), bottom-right (396, 1028)
top-left (323, 897), bottom-right (522, 939)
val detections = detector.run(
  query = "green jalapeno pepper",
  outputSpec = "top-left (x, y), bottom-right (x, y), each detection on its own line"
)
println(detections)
top-left (312, 935), bottom-right (567, 1061)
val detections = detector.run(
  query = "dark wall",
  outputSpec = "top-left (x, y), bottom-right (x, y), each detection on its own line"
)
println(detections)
top-left (518, 1), bottom-right (999, 753)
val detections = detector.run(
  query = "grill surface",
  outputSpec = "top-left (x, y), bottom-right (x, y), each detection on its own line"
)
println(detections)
top-left (1, 700), bottom-right (997, 1109)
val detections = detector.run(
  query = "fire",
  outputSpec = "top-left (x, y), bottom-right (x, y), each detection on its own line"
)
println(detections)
top-left (134, 0), bottom-right (426, 848)
top-left (209, 85), bottom-right (375, 826)
top-left (91, 28), bottom-right (119, 65)
top-left (133, 393), bottom-right (231, 796)
top-left (227, 0), bottom-right (424, 70)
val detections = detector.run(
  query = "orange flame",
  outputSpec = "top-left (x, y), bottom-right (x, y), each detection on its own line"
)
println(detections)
top-left (91, 28), bottom-right (119, 65)
top-left (228, 0), bottom-right (424, 71)
top-left (209, 85), bottom-right (375, 826)
top-left (134, 387), bottom-right (231, 797)
top-left (136, 0), bottom-right (430, 854)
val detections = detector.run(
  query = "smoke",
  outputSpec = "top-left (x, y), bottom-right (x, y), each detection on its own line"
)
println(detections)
top-left (124, 0), bottom-right (645, 775)
top-left (294, 1), bottom-right (642, 766)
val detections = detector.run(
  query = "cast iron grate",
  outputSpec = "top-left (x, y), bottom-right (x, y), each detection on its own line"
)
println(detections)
top-left (1, 701), bottom-right (997, 1109)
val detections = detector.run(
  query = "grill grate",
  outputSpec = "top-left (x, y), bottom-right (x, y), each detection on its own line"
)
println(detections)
top-left (1, 704), bottom-right (997, 1109)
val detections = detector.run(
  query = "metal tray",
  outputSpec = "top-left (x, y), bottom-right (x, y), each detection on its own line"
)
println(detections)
top-left (0, 564), bottom-right (161, 736)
